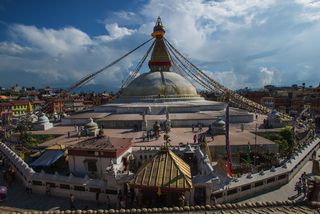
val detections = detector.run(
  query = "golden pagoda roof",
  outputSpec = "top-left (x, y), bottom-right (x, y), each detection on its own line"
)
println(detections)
top-left (131, 147), bottom-right (192, 191)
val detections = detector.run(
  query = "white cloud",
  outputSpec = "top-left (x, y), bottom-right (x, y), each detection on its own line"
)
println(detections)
top-left (259, 67), bottom-right (276, 86)
top-left (0, 23), bottom-right (141, 89)
top-left (0, 42), bottom-right (32, 55)
top-left (96, 23), bottom-right (136, 42)
top-left (9, 25), bottom-right (92, 56)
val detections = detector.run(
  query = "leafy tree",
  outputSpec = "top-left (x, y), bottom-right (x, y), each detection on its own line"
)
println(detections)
top-left (15, 117), bottom-right (32, 144)
top-left (279, 126), bottom-right (294, 149)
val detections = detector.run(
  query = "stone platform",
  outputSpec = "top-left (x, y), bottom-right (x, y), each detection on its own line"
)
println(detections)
top-left (94, 99), bottom-right (225, 114)
top-left (62, 107), bottom-right (253, 128)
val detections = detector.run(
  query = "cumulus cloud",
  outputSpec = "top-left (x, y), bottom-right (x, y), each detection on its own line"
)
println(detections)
top-left (259, 67), bottom-right (277, 86)
top-left (0, 23), bottom-right (143, 89)
top-left (9, 25), bottom-right (92, 56)
top-left (96, 23), bottom-right (136, 42)
top-left (138, 0), bottom-right (320, 89)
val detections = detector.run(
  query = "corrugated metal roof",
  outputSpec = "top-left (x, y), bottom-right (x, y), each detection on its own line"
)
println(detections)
top-left (131, 147), bottom-right (192, 191)
top-left (30, 150), bottom-right (64, 167)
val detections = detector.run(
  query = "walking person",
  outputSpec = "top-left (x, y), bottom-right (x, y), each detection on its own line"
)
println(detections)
top-left (96, 190), bottom-right (100, 207)
top-left (198, 124), bottom-right (203, 132)
top-left (302, 181), bottom-right (307, 199)
top-left (69, 194), bottom-right (75, 210)
top-left (241, 123), bottom-right (244, 132)
top-left (192, 124), bottom-right (195, 132)
top-left (193, 134), bottom-right (197, 144)
top-left (106, 195), bottom-right (111, 210)
top-left (45, 184), bottom-right (51, 195)
top-left (26, 181), bottom-right (32, 194)
top-left (295, 179), bottom-right (302, 196)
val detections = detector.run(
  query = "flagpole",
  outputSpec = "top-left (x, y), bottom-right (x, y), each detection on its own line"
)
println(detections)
top-left (225, 96), bottom-right (233, 177)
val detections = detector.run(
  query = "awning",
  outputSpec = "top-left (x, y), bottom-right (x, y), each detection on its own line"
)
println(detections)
top-left (30, 150), bottom-right (64, 167)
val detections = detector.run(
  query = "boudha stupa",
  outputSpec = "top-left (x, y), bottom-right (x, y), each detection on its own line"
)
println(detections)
top-left (63, 17), bottom-right (253, 128)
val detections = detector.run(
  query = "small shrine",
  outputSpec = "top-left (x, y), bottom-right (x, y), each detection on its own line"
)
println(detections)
top-left (32, 113), bottom-right (53, 131)
top-left (264, 110), bottom-right (284, 128)
top-left (84, 118), bottom-right (99, 137)
top-left (211, 119), bottom-right (226, 135)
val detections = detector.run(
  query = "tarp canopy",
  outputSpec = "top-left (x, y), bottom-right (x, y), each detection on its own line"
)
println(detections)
top-left (30, 150), bottom-right (64, 167)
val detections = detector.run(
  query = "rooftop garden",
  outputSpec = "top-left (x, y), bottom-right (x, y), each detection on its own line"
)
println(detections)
top-left (257, 126), bottom-right (294, 158)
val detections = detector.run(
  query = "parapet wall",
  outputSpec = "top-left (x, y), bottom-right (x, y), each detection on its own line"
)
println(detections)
top-left (210, 136), bottom-right (320, 203)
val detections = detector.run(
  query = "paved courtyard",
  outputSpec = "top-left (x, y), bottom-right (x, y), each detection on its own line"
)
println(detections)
top-left (34, 116), bottom-right (275, 149)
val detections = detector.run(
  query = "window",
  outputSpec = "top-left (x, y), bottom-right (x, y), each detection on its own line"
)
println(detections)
top-left (60, 184), bottom-right (70, 189)
top-left (255, 181), bottom-right (263, 187)
top-left (241, 184), bottom-right (251, 191)
top-left (227, 188), bottom-right (237, 195)
top-left (105, 189), bottom-right (118, 195)
top-left (32, 180), bottom-right (42, 186)
top-left (86, 160), bottom-right (97, 172)
top-left (46, 182), bottom-right (56, 187)
top-left (74, 186), bottom-right (85, 191)
top-left (267, 177), bottom-right (275, 184)
top-left (87, 151), bottom-right (95, 155)
top-left (90, 188), bottom-right (101, 192)
top-left (212, 192), bottom-right (223, 199)
top-left (278, 174), bottom-right (287, 180)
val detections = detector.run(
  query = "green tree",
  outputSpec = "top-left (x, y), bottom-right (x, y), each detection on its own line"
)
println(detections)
top-left (16, 117), bottom-right (32, 144)
top-left (279, 127), bottom-right (294, 147)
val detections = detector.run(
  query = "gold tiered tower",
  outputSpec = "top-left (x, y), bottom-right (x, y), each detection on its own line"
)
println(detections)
top-left (149, 17), bottom-right (171, 72)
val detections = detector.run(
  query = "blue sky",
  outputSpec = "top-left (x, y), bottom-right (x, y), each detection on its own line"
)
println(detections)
top-left (1, 0), bottom-right (320, 91)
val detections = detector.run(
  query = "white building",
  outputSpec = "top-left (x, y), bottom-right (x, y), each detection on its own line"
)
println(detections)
top-left (67, 135), bottom-right (133, 179)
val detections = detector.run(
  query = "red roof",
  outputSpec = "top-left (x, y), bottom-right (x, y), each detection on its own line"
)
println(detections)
top-left (11, 100), bottom-right (31, 105)
top-left (68, 136), bottom-right (132, 158)
top-left (0, 103), bottom-right (13, 107)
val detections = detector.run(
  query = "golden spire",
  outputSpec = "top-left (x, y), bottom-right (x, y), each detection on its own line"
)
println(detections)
top-left (151, 16), bottom-right (165, 38)
top-left (149, 17), bottom-right (171, 72)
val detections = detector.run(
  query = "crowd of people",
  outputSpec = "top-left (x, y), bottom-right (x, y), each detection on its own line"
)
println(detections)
top-left (294, 172), bottom-right (309, 199)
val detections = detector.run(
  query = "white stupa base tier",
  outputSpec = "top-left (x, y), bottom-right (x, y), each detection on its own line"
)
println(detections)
top-left (62, 98), bottom-right (253, 128)
top-left (94, 99), bottom-right (225, 114)
top-left (33, 122), bottom-right (53, 131)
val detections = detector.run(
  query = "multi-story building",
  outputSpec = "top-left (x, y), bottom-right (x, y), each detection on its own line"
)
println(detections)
top-left (11, 100), bottom-right (33, 116)
top-left (237, 84), bottom-right (320, 115)
top-left (0, 102), bottom-right (13, 123)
